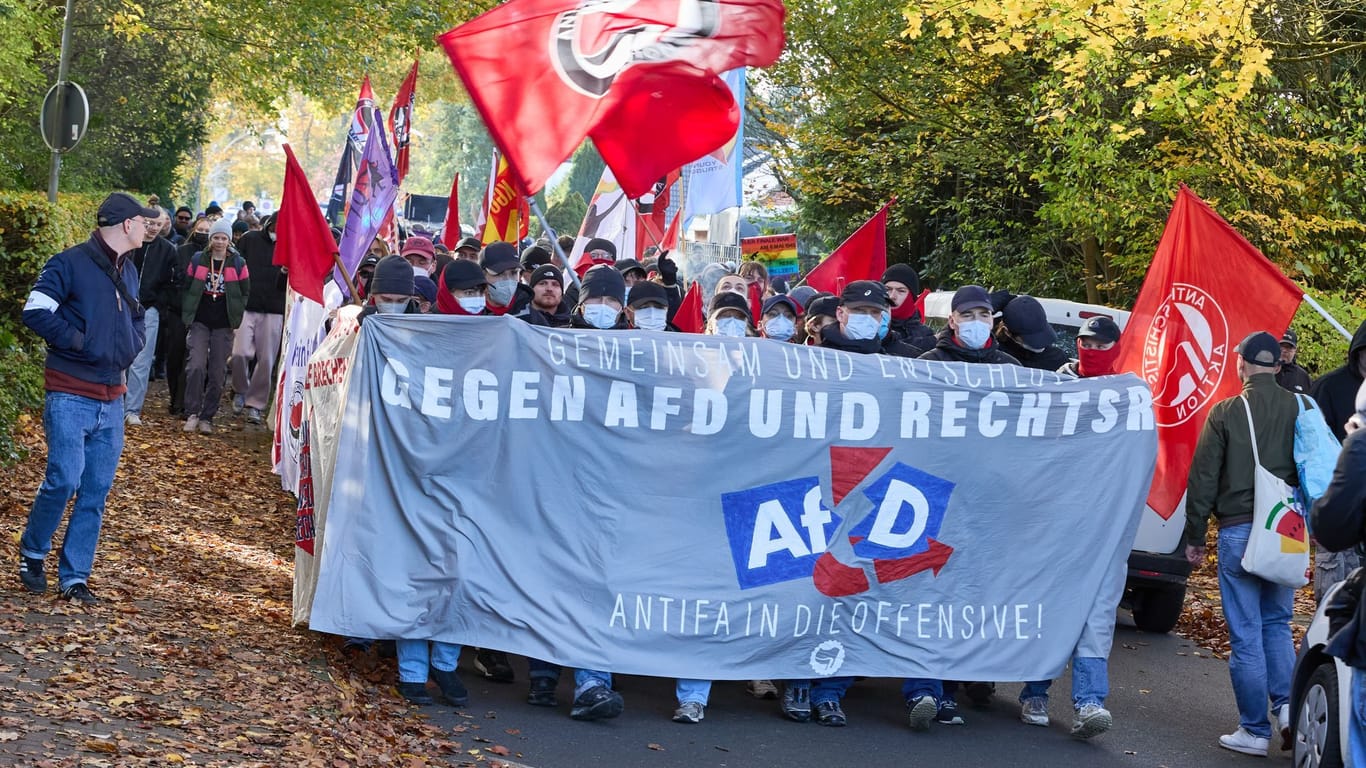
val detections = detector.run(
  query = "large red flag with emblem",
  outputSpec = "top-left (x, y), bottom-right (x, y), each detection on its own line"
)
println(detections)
top-left (274, 144), bottom-right (340, 306)
top-left (803, 201), bottom-right (893, 294)
top-left (1114, 185), bottom-right (1303, 521)
top-left (387, 60), bottom-right (419, 185)
top-left (439, 0), bottom-right (785, 199)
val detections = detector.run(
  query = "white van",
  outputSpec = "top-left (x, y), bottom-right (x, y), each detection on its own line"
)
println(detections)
top-left (922, 292), bottom-right (1190, 632)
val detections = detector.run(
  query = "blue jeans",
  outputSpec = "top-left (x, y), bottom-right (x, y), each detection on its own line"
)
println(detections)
top-left (21, 392), bottom-right (125, 591)
top-left (528, 658), bottom-right (561, 681)
top-left (1217, 524), bottom-right (1294, 739)
top-left (573, 669), bottom-right (612, 697)
top-left (1352, 668), bottom-right (1365, 768)
top-left (676, 679), bottom-right (711, 705)
top-left (395, 639), bottom-right (462, 683)
top-left (902, 678), bottom-right (943, 703)
top-left (123, 306), bottom-right (159, 416)
top-left (1020, 656), bottom-right (1108, 708)
top-left (812, 677), bottom-right (853, 704)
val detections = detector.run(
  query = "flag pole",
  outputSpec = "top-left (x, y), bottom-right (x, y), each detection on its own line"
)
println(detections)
top-left (528, 196), bottom-right (581, 289)
top-left (1301, 292), bottom-right (1353, 340)
top-left (332, 253), bottom-right (361, 304)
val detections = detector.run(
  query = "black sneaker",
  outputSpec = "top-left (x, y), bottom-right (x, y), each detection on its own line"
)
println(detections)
top-left (474, 649), bottom-right (515, 683)
top-left (936, 698), bottom-right (965, 725)
top-left (430, 667), bottom-right (468, 707)
top-left (964, 681), bottom-right (995, 708)
top-left (814, 700), bottom-right (847, 727)
top-left (527, 676), bottom-right (558, 707)
top-left (60, 582), bottom-right (97, 604)
top-left (781, 684), bottom-right (812, 722)
top-left (18, 556), bottom-right (46, 594)
top-left (396, 681), bottom-right (433, 706)
top-left (569, 685), bottom-right (624, 721)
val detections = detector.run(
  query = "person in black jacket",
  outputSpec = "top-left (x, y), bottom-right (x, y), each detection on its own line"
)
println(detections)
top-left (816, 281), bottom-right (922, 357)
top-left (229, 214), bottom-right (285, 425)
top-left (1275, 328), bottom-right (1312, 395)
top-left (124, 208), bottom-right (177, 425)
top-left (521, 265), bottom-right (572, 328)
top-left (995, 295), bottom-right (1069, 372)
top-left (166, 216), bottom-right (211, 415)
top-left (918, 285), bottom-right (1021, 366)
top-left (882, 264), bottom-right (935, 354)
top-left (1312, 319), bottom-right (1366, 442)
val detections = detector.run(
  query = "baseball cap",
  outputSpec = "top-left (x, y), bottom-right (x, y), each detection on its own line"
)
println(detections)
top-left (455, 235), bottom-right (482, 253)
top-left (950, 285), bottom-right (993, 313)
top-left (400, 236), bottom-right (436, 261)
top-left (96, 192), bottom-right (160, 227)
top-left (1002, 295), bottom-right (1056, 350)
top-left (805, 294), bottom-right (840, 320)
top-left (840, 280), bottom-right (888, 310)
top-left (1280, 328), bottom-right (1298, 347)
top-left (626, 280), bottom-right (668, 309)
top-left (441, 259), bottom-right (487, 291)
top-left (1238, 331), bottom-right (1280, 367)
top-left (480, 242), bottom-right (521, 275)
top-left (709, 291), bottom-right (752, 322)
top-left (615, 258), bottom-right (646, 278)
top-left (762, 294), bottom-right (801, 318)
top-left (1077, 316), bottom-right (1122, 344)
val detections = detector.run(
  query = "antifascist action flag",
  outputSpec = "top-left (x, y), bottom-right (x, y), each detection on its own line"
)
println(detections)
top-left (323, 141), bottom-right (355, 230)
top-left (803, 201), bottom-right (893, 295)
top-left (1114, 185), bottom-right (1303, 520)
top-left (348, 76), bottom-right (376, 156)
top-left (439, 0), bottom-right (785, 199)
top-left (274, 144), bottom-right (340, 306)
top-left (388, 60), bottom-right (419, 185)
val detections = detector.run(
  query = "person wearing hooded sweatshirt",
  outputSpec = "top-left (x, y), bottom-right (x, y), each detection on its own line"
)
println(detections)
top-left (482, 242), bottom-right (534, 318)
top-left (917, 285), bottom-right (1021, 366)
top-left (1313, 319), bottom-right (1366, 443)
top-left (882, 264), bottom-right (935, 354)
top-left (124, 208), bottom-right (177, 425)
top-left (1309, 379), bottom-right (1366, 767)
top-left (996, 295), bottom-right (1069, 372)
top-left (229, 214), bottom-right (285, 425)
top-left (181, 218), bottom-right (250, 435)
top-left (436, 259), bottom-right (490, 316)
top-left (816, 281), bottom-right (922, 358)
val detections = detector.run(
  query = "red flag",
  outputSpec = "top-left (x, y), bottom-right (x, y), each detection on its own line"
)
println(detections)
top-left (349, 76), bottom-right (376, 153)
top-left (804, 201), bottom-right (893, 294)
top-left (660, 205), bottom-right (682, 251)
top-left (439, 0), bottom-right (785, 199)
top-left (674, 280), bottom-right (704, 334)
top-left (274, 144), bottom-right (341, 306)
top-left (441, 173), bottom-right (462, 249)
top-left (747, 280), bottom-right (763, 327)
top-left (387, 60), bottom-right (419, 185)
top-left (1114, 185), bottom-right (1303, 520)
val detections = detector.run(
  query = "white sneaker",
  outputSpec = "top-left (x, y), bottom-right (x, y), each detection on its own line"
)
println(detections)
top-left (1071, 703), bottom-right (1112, 739)
top-left (197, 420), bottom-right (214, 434)
top-left (182, 415), bottom-right (199, 432)
top-left (124, 413), bottom-right (142, 426)
top-left (1021, 697), bottom-right (1050, 727)
top-left (1218, 727), bottom-right (1269, 756)
top-left (1275, 704), bottom-right (1291, 750)
top-left (746, 679), bottom-right (778, 699)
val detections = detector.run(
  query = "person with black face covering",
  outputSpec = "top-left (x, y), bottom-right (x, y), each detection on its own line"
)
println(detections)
top-left (881, 264), bottom-right (935, 354)
top-left (995, 295), bottom-right (1069, 372)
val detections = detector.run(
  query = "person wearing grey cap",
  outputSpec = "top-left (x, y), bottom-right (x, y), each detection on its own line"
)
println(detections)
top-left (1185, 331), bottom-right (1301, 757)
top-left (1274, 328), bottom-right (1311, 395)
top-left (18, 192), bottom-right (152, 604)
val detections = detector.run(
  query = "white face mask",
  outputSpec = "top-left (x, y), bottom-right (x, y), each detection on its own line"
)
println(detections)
top-left (764, 315), bottom-right (796, 341)
top-left (489, 278), bottom-right (518, 306)
top-left (844, 313), bottom-right (880, 340)
top-left (634, 306), bottom-right (667, 332)
top-left (267, 231), bottom-right (277, 242)
top-left (375, 300), bottom-right (407, 315)
top-left (582, 303), bottom-right (619, 329)
top-left (715, 317), bottom-right (748, 337)
top-left (957, 319), bottom-right (993, 349)
top-left (457, 296), bottom-right (486, 314)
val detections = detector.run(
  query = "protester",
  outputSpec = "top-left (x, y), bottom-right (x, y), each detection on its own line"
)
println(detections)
top-left (522, 265), bottom-right (572, 328)
top-left (355, 254), bottom-right (381, 300)
top-left (1275, 329), bottom-right (1313, 395)
top-left (401, 236), bottom-right (437, 277)
top-left (359, 255), bottom-right (420, 321)
top-left (881, 264), bottom-right (935, 354)
top-left (918, 286), bottom-right (1021, 366)
top-left (615, 258), bottom-right (647, 293)
top-left (229, 214), bottom-right (284, 426)
top-left (706, 291), bottom-right (755, 337)
top-left (238, 200), bottom-right (256, 221)
top-left (739, 260), bottom-right (771, 298)
top-left (171, 206), bottom-right (193, 243)
top-left (366, 237), bottom-right (390, 261)
top-left (815, 281), bottom-right (920, 357)
top-left (1312, 319), bottom-right (1366, 442)
top-left (1308, 380), bottom-right (1366, 767)
top-left (413, 274), bottom-right (437, 314)
top-left (789, 285), bottom-right (818, 311)
top-left (714, 273), bottom-right (748, 298)
top-left (996, 295), bottom-right (1068, 371)
top-left (1059, 316), bottom-right (1123, 378)
top-left (204, 203), bottom-right (224, 220)
top-left (572, 265), bottom-right (630, 330)
top-left (455, 236), bottom-right (482, 262)
top-left (18, 193), bottom-right (151, 604)
top-left (181, 218), bottom-right (250, 435)
top-left (801, 294), bottom-right (839, 345)
top-left (759, 295), bottom-right (801, 342)
top-left (125, 208), bottom-right (176, 426)
top-left (1185, 332), bottom-right (1299, 756)
top-left (697, 262), bottom-right (732, 299)
top-left (520, 244), bottom-right (553, 283)
top-left (231, 219), bottom-right (249, 245)
top-left (624, 280), bottom-right (671, 332)
top-left (167, 216), bottom-right (211, 416)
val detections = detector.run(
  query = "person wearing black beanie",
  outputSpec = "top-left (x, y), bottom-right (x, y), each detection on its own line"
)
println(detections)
top-left (572, 264), bottom-right (628, 330)
top-left (522, 265), bottom-right (571, 328)
top-left (358, 255), bottom-right (418, 322)
top-left (881, 263), bottom-right (935, 354)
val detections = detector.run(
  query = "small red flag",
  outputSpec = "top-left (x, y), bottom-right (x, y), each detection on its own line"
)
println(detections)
top-left (441, 173), bottom-right (462, 249)
top-left (1114, 185), bottom-right (1303, 520)
top-left (388, 60), bottom-right (419, 185)
top-left (274, 144), bottom-right (341, 306)
top-left (660, 208), bottom-right (682, 252)
top-left (674, 280), bottom-right (704, 334)
top-left (747, 280), bottom-right (763, 326)
top-left (439, 0), bottom-right (785, 199)
top-left (804, 201), bottom-right (893, 294)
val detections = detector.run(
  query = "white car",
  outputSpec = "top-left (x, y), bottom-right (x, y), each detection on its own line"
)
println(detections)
top-left (1291, 579), bottom-right (1355, 768)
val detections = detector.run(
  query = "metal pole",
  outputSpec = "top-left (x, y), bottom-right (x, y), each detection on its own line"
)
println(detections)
top-left (527, 196), bottom-right (581, 289)
top-left (46, 0), bottom-right (76, 203)
top-left (1301, 292), bottom-right (1353, 341)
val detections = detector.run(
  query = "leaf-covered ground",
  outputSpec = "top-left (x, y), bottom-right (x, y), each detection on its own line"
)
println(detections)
top-left (0, 384), bottom-right (1320, 766)
top-left (0, 385), bottom-right (512, 767)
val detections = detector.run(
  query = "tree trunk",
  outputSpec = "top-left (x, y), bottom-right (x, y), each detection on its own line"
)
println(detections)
top-left (1082, 235), bottom-right (1101, 305)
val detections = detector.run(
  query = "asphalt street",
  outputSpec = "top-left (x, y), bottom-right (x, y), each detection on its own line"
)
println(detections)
top-left (423, 615), bottom-right (1289, 768)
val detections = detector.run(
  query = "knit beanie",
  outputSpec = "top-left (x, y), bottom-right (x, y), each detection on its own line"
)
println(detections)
top-left (370, 254), bottom-right (415, 296)
top-left (579, 264), bottom-right (625, 306)
top-left (881, 263), bottom-right (921, 294)
top-left (209, 218), bottom-right (234, 240)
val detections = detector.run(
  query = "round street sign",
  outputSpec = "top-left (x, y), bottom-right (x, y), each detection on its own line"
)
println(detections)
top-left (40, 81), bottom-right (89, 153)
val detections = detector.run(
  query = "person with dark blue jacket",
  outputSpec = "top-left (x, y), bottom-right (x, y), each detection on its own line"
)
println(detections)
top-left (18, 192), bottom-right (152, 604)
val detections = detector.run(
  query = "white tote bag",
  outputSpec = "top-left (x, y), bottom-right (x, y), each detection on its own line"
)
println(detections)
top-left (1237, 397), bottom-right (1310, 588)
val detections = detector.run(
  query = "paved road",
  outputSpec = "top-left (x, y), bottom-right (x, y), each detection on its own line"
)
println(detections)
top-left (423, 615), bottom-right (1291, 768)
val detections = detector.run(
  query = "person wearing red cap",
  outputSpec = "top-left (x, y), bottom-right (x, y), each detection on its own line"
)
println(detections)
top-left (401, 236), bottom-right (437, 277)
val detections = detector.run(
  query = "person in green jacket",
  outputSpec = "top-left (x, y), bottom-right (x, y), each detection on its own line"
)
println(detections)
top-left (1184, 331), bottom-right (1300, 757)
top-left (181, 218), bottom-right (250, 434)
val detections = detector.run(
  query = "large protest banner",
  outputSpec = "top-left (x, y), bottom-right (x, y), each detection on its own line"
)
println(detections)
top-left (309, 317), bottom-right (1157, 681)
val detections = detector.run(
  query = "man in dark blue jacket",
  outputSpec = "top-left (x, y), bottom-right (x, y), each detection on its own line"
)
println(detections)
top-left (18, 192), bottom-right (152, 604)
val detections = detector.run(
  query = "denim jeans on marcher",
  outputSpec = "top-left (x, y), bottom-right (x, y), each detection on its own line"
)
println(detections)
top-left (901, 678), bottom-right (943, 702)
top-left (396, 639), bottom-right (462, 683)
top-left (675, 678), bottom-right (711, 705)
top-left (21, 392), bottom-right (125, 590)
top-left (1217, 523), bottom-right (1295, 739)
top-left (1020, 656), bottom-right (1108, 708)
top-left (573, 668), bottom-right (612, 696)
top-left (124, 306), bottom-right (159, 416)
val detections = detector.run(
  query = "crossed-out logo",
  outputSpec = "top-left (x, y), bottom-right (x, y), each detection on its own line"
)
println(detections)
top-left (809, 639), bottom-right (845, 677)
top-left (721, 447), bottom-right (955, 597)
top-left (1141, 283), bottom-right (1229, 427)
top-left (550, 0), bottom-right (722, 98)
top-left (287, 380), bottom-right (306, 458)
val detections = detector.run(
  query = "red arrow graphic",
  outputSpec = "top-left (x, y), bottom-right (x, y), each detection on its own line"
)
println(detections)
top-left (872, 538), bottom-right (954, 585)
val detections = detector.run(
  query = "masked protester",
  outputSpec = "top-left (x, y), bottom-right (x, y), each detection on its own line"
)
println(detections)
top-left (706, 291), bottom-right (756, 337)
top-left (358, 255), bottom-right (419, 322)
top-left (572, 265), bottom-right (629, 330)
top-left (412, 274), bottom-right (437, 314)
top-left (760, 295), bottom-right (801, 343)
top-left (354, 254), bottom-right (381, 300)
top-left (482, 242), bottom-right (533, 317)
top-left (816, 281), bottom-right (921, 357)
top-left (624, 281), bottom-right (672, 332)
top-left (181, 218), bottom-right (250, 435)
top-left (800, 294), bottom-right (839, 345)
top-left (996, 295), bottom-right (1068, 371)
top-left (1059, 316), bottom-right (1123, 378)
top-left (436, 260), bottom-right (489, 316)
top-left (881, 264), bottom-right (935, 354)
top-left (918, 285), bottom-right (1021, 366)
top-left (401, 236), bottom-right (437, 277)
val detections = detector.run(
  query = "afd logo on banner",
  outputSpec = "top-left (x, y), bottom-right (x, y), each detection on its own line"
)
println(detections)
top-left (722, 448), bottom-right (956, 595)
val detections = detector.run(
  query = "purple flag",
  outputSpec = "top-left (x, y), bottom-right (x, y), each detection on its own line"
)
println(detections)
top-left (337, 111), bottom-right (398, 292)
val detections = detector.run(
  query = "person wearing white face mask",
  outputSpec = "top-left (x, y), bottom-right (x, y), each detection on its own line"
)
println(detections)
top-left (358, 255), bottom-right (418, 322)
top-left (572, 264), bottom-right (628, 331)
top-left (760, 294), bottom-right (801, 343)
top-left (815, 281), bottom-right (921, 357)
top-left (480, 242), bottom-right (533, 317)
top-left (436, 259), bottom-right (490, 316)
top-left (623, 280), bottom-right (672, 332)
top-left (706, 291), bottom-right (756, 337)
top-left (917, 285), bottom-right (1021, 366)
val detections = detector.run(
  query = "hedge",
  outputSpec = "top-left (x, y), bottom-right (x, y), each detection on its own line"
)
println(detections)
top-left (0, 191), bottom-right (101, 462)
